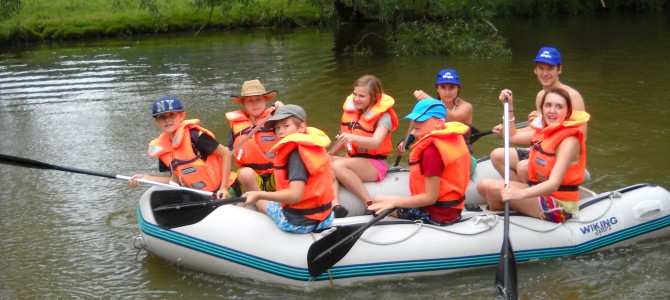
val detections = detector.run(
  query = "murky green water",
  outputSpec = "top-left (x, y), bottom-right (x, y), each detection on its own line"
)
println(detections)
top-left (1, 13), bottom-right (669, 299)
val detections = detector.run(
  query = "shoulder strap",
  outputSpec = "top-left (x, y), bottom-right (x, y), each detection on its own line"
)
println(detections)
top-left (189, 128), bottom-right (204, 160)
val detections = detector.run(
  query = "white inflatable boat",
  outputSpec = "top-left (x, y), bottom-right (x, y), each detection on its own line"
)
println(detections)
top-left (136, 162), bottom-right (670, 288)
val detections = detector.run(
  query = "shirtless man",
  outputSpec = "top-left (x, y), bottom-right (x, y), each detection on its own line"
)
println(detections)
top-left (490, 46), bottom-right (586, 183)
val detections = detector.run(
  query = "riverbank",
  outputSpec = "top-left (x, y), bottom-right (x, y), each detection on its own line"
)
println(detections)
top-left (0, 0), bottom-right (329, 46)
top-left (2, 0), bottom-right (667, 49)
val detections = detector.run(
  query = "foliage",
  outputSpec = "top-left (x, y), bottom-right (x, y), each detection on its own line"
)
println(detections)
top-left (1, 0), bottom-right (22, 22)
top-left (335, 0), bottom-right (510, 57)
top-left (389, 19), bottom-right (511, 57)
top-left (1, 0), bottom-right (668, 50)
top-left (0, 0), bottom-right (326, 46)
top-left (494, 0), bottom-right (669, 16)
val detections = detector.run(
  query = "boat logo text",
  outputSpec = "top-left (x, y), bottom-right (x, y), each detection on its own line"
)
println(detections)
top-left (578, 216), bottom-right (621, 237)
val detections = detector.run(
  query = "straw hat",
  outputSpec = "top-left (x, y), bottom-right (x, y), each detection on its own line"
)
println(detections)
top-left (231, 79), bottom-right (278, 104)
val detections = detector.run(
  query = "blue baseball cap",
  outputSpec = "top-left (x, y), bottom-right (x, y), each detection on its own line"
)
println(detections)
top-left (534, 47), bottom-right (561, 65)
top-left (435, 69), bottom-right (460, 85)
top-left (404, 99), bottom-right (447, 122)
top-left (152, 96), bottom-right (184, 117)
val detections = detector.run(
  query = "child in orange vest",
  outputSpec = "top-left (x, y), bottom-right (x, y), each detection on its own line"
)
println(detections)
top-left (130, 97), bottom-right (232, 198)
top-left (369, 99), bottom-right (471, 225)
top-left (224, 79), bottom-right (283, 196)
top-left (243, 105), bottom-right (334, 233)
top-left (330, 75), bottom-right (398, 218)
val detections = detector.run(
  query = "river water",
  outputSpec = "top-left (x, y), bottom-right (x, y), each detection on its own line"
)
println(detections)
top-left (1, 13), bottom-right (669, 299)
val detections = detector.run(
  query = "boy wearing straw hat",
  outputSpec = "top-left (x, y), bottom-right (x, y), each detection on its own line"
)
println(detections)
top-left (224, 79), bottom-right (283, 196)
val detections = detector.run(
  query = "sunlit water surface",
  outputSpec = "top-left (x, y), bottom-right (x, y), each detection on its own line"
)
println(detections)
top-left (1, 13), bottom-right (669, 299)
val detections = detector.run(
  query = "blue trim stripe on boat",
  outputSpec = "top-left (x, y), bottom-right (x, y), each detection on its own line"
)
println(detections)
top-left (138, 207), bottom-right (670, 282)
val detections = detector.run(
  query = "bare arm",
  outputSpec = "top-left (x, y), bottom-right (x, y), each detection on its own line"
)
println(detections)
top-left (338, 125), bottom-right (389, 150)
top-left (214, 144), bottom-right (233, 198)
top-left (502, 136), bottom-right (580, 201)
top-left (413, 90), bottom-right (431, 101)
top-left (446, 100), bottom-right (473, 126)
top-left (244, 180), bottom-right (306, 206)
top-left (129, 173), bottom-right (172, 186)
top-left (368, 175), bottom-right (440, 214)
top-left (492, 89), bottom-right (533, 144)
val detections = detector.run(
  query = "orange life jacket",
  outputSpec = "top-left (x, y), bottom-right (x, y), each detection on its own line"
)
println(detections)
top-left (340, 93), bottom-right (399, 159)
top-left (527, 111), bottom-right (590, 201)
top-left (271, 127), bottom-right (334, 225)
top-left (148, 119), bottom-right (222, 191)
top-left (225, 108), bottom-right (276, 175)
top-left (408, 122), bottom-right (471, 217)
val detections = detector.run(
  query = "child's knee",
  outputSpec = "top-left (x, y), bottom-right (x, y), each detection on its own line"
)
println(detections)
top-left (237, 168), bottom-right (256, 183)
top-left (477, 179), bottom-right (491, 195)
top-left (331, 159), bottom-right (345, 174)
top-left (490, 148), bottom-right (504, 161)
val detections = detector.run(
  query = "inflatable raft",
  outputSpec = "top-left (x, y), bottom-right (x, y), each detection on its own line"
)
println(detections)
top-left (136, 162), bottom-right (670, 288)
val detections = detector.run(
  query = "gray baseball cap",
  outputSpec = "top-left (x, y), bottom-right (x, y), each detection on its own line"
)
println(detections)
top-left (264, 104), bottom-right (307, 128)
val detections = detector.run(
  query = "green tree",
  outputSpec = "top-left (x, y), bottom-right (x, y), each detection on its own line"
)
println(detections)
top-left (1, 0), bottom-right (22, 22)
top-left (192, 0), bottom-right (248, 35)
top-left (333, 0), bottom-right (511, 57)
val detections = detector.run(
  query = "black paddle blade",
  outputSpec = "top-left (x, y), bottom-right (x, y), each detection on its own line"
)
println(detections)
top-left (494, 238), bottom-right (518, 300)
top-left (0, 154), bottom-right (54, 170)
top-left (150, 190), bottom-right (216, 229)
top-left (469, 126), bottom-right (486, 144)
top-left (307, 224), bottom-right (363, 277)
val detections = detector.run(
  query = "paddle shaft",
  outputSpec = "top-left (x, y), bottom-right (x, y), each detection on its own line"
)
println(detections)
top-left (312, 208), bottom-right (395, 263)
top-left (496, 98), bottom-right (518, 299)
top-left (503, 100), bottom-right (512, 293)
top-left (393, 121), bottom-right (414, 167)
top-left (328, 131), bottom-right (349, 156)
top-left (0, 153), bottom-right (215, 198)
top-left (470, 120), bottom-right (530, 141)
top-left (153, 197), bottom-right (246, 212)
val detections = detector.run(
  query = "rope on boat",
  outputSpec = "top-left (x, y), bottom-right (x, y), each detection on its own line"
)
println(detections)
top-left (507, 217), bottom-right (563, 232)
top-left (359, 220), bottom-right (425, 245)
top-left (357, 215), bottom-right (501, 244)
top-left (566, 192), bottom-right (616, 224)
top-left (425, 215), bottom-right (500, 235)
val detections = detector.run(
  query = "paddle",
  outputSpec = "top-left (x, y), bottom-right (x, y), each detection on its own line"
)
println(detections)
top-left (230, 108), bottom-right (276, 155)
top-left (153, 196), bottom-right (246, 212)
top-left (328, 131), bottom-right (350, 156)
top-left (0, 153), bottom-right (215, 198)
top-left (470, 120), bottom-right (530, 144)
top-left (307, 208), bottom-right (395, 277)
top-left (149, 189), bottom-right (246, 228)
top-left (393, 121), bottom-right (414, 167)
top-left (494, 98), bottom-right (518, 299)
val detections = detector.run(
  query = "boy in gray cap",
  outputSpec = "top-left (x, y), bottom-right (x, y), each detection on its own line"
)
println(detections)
top-left (243, 105), bottom-right (335, 233)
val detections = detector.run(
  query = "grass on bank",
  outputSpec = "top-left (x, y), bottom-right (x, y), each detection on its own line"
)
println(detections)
top-left (0, 0), bottom-right (330, 45)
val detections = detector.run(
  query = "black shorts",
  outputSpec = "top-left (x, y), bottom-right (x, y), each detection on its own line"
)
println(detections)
top-left (516, 148), bottom-right (530, 160)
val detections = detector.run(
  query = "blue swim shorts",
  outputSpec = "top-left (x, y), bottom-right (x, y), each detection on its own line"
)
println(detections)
top-left (266, 201), bottom-right (334, 234)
